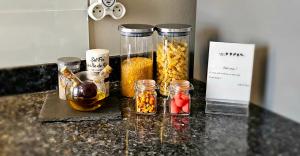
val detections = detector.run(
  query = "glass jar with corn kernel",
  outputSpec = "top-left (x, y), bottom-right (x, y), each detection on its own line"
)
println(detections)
top-left (155, 24), bottom-right (192, 96)
top-left (118, 24), bottom-right (155, 97)
top-left (134, 80), bottom-right (158, 115)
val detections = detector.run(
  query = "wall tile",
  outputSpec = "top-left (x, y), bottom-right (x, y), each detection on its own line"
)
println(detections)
top-left (0, 0), bottom-right (87, 11)
top-left (0, 1), bottom-right (89, 68)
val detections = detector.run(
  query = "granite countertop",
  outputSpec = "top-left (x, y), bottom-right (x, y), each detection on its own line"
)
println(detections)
top-left (0, 81), bottom-right (299, 156)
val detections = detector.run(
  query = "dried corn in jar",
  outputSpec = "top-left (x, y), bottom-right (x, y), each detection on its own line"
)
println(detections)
top-left (134, 80), bottom-right (158, 115)
top-left (118, 24), bottom-right (155, 97)
top-left (121, 57), bottom-right (153, 97)
top-left (155, 24), bottom-right (192, 96)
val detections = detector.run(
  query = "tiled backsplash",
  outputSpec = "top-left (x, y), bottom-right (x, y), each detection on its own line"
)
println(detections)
top-left (0, 0), bottom-right (89, 68)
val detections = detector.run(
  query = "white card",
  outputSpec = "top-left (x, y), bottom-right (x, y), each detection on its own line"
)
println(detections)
top-left (206, 42), bottom-right (255, 104)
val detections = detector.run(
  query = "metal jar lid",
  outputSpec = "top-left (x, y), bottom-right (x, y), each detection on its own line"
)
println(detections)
top-left (57, 57), bottom-right (81, 66)
top-left (118, 24), bottom-right (155, 37)
top-left (155, 24), bottom-right (192, 36)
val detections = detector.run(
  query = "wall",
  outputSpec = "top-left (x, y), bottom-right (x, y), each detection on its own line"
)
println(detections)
top-left (0, 0), bottom-right (197, 68)
top-left (0, 0), bottom-right (89, 68)
top-left (89, 0), bottom-right (197, 55)
top-left (194, 0), bottom-right (300, 123)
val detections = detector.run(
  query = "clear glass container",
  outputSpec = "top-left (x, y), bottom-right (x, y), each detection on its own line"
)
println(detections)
top-left (57, 57), bottom-right (81, 100)
top-left (65, 71), bottom-right (106, 111)
top-left (156, 24), bottom-right (192, 96)
top-left (134, 80), bottom-right (158, 115)
top-left (118, 24), bottom-right (154, 97)
top-left (168, 80), bottom-right (193, 115)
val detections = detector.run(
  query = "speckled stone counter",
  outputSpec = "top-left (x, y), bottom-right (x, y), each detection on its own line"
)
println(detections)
top-left (0, 81), bottom-right (299, 156)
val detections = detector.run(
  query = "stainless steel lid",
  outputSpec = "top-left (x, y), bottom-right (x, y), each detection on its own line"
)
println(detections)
top-left (57, 57), bottom-right (81, 66)
top-left (118, 24), bottom-right (155, 36)
top-left (155, 24), bottom-right (192, 33)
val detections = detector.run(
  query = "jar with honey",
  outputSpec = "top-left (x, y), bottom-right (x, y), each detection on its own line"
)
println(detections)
top-left (61, 66), bottom-right (111, 111)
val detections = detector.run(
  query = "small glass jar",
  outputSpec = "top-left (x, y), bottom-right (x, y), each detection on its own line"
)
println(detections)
top-left (119, 24), bottom-right (154, 97)
top-left (57, 57), bottom-right (81, 100)
top-left (65, 71), bottom-right (106, 111)
top-left (134, 80), bottom-right (158, 115)
top-left (168, 80), bottom-right (193, 115)
top-left (156, 24), bottom-right (192, 96)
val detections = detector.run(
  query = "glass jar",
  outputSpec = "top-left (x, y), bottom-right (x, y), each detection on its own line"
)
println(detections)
top-left (168, 80), bottom-right (193, 115)
top-left (156, 24), bottom-right (192, 96)
top-left (65, 71), bottom-right (106, 111)
top-left (57, 57), bottom-right (81, 100)
top-left (118, 24), bottom-right (154, 97)
top-left (134, 80), bottom-right (158, 115)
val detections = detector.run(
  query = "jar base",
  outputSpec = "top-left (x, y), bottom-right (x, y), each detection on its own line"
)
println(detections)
top-left (135, 112), bottom-right (156, 115)
top-left (170, 113), bottom-right (190, 116)
top-left (67, 100), bottom-right (103, 112)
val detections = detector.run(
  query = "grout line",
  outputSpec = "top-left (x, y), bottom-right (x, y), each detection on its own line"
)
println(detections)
top-left (0, 9), bottom-right (86, 14)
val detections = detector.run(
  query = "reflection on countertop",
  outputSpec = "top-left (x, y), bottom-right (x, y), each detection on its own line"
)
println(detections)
top-left (0, 81), bottom-right (299, 156)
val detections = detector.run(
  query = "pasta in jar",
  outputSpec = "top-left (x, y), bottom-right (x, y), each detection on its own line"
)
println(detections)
top-left (156, 40), bottom-right (189, 95)
top-left (155, 24), bottom-right (191, 96)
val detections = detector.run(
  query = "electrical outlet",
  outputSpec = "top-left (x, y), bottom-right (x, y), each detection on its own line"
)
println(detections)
top-left (88, 0), bottom-right (126, 21)
top-left (88, 2), bottom-right (106, 21)
top-left (110, 2), bottom-right (126, 20)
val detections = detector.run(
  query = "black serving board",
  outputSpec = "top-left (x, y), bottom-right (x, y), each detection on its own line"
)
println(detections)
top-left (39, 91), bottom-right (122, 122)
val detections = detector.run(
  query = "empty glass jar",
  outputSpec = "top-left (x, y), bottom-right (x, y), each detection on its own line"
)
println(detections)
top-left (156, 24), bottom-right (192, 96)
top-left (118, 24), bottom-right (154, 97)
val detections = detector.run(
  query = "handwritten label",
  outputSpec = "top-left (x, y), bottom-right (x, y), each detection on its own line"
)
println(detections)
top-left (87, 57), bottom-right (107, 69)
top-left (206, 42), bottom-right (255, 104)
top-left (86, 49), bottom-right (109, 72)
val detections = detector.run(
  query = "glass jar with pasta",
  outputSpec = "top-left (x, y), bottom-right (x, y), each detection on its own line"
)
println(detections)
top-left (155, 24), bottom-right (192, 96)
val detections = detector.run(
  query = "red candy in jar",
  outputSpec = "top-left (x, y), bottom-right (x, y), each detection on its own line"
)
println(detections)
top-left (169, 80), bottom-right (193, 115)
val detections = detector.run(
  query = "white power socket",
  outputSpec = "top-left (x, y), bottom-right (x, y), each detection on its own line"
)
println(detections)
top-left (88, 0), bottom-right (126, 21)
top-left (111, 2), bottom-right (126, 20)
top-left (88, 2), bottom-right (106, 21)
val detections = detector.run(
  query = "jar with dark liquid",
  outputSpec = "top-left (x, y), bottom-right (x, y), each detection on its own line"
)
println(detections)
top-left (61, 67), bottom-right (109, 111)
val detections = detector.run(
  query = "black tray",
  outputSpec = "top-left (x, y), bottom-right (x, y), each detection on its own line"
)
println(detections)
top-left (39, 91), bottom-right (122, 122)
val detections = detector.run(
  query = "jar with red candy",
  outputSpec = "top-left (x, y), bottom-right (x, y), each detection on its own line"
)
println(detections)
top-left (168, 80), bottom-right (193, 115)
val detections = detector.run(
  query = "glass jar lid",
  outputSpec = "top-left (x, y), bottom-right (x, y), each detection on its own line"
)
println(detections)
top-left (155, 24), bottom-right (192, 36)
top-left (155, 24), bottom-right (192, 33)
top-left (118, 24), bottom-right (155, 37)
top-left (57, 57), bottom-right (81, 66)
top-left (135, 80), bottom-right (157, 91)
top-left (169, 80), bottom-right (194, 92)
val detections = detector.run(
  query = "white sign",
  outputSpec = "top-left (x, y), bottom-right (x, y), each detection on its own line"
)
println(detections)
top-left (206, 42), bottom-right (255, 104)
